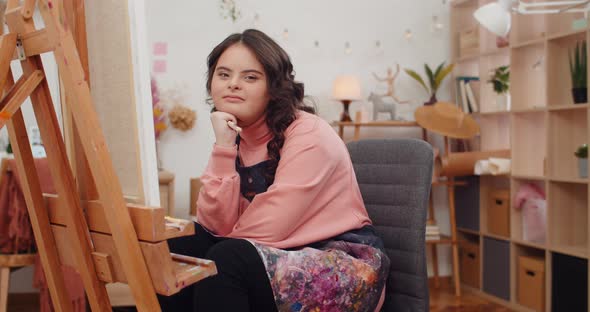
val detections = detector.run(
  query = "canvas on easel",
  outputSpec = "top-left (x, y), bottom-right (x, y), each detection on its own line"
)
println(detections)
top-left (0, 1), bottom-right (216, 311)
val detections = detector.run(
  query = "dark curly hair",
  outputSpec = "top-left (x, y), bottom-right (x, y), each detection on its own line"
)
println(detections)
top-left (206, 29), bottom-right (316, 184)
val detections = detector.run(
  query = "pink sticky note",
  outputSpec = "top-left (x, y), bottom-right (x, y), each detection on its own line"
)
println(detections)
top-left (153, 42), bottom-right (168, 56)
top-left (153, 60), bottom-right (167, 73)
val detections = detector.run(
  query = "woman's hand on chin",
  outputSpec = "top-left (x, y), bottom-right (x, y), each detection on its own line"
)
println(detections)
top-left (211, 111), bottom-right (238, 147)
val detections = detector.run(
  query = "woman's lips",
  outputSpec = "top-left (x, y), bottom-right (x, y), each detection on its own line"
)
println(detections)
top-left (223, 95), bottom-right (244, 103)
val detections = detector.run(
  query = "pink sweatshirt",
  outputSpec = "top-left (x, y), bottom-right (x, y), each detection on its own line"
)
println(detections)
top-left (195, 111), bottom-right (372, 249)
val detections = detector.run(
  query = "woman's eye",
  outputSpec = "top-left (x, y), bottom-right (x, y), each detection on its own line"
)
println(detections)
top-left (217, 72), bottom-right (229, 78)
top-left (245, 76), bottom-right (258, 81)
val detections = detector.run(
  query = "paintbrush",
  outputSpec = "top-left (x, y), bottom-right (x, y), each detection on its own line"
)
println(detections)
top-left (227, 120), bottom-right (242, 133)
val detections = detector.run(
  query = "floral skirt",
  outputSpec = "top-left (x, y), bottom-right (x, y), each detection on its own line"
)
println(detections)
top-left (250, 240), bottom-right (390, 312)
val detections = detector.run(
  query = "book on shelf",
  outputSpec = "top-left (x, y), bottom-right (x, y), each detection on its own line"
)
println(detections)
top-left (426, 224), bottom-right (440, 235)
top-left (455, 76), bottom-right (479, 82)
top-left (455, 76), bottom-right (479, 113)
top-left (426, 224), bottom-right (442, 241)
top-left (465, 82), bottom-right (479, 113)
top-left (426, 234), bottom-right (441, 241)
top-left (458, 80), bottom-right (469, 113)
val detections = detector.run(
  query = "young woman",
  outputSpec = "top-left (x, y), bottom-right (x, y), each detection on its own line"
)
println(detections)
top-left (157, 29), bottom-right (389, 312)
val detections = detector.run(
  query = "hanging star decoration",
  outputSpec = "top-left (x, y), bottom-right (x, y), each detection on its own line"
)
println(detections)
top-left (219, 0), bottom-right (241, 22)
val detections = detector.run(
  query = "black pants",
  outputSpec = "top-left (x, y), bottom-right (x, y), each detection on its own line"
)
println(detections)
top-left (157, 223), bottom-right (278, 312)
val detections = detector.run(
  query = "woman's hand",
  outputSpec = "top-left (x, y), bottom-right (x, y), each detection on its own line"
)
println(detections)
top-left (210, 111), bottom-right (238, 147)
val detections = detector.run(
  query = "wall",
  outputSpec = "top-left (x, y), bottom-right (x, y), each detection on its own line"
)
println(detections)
top-left (145, 0), bottom-right (454, 277)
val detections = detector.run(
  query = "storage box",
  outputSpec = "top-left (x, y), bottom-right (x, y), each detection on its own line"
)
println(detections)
top-left (488, 189), bottom-right (510, 237)
top-left (483, 237), bottom-right (510, 300)
top-left (455, 176), bottom-right (480, 231)
top-left (459, 240), bottom-right (480, 288)
top-left (552, 253), bottom-right (588, 311)
top-left (518, 256), bottom-right (545, 311)
top-left (459, 28), bottom-right (479, 57)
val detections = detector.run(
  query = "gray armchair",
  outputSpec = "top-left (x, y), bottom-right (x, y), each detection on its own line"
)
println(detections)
top-left (347, 139), bottom-right (433, 312)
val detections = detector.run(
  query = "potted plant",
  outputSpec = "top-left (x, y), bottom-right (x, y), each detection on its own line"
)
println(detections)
top-left (488, 65), bottom-right (510, 110)
top-left (569, 41), bottom-right (587, 104)
top-left (575, 144), bottom-right (588, 178)
top-left (404, 62), bottom-right (455, 105)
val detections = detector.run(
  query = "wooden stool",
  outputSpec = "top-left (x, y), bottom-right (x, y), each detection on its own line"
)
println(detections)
top-left (428, 179), bottom-right (464, 297)
top-left (0, 253), bottom-right (36, 312)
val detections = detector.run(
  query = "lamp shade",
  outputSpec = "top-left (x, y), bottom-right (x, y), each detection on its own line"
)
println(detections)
top-left (332, 75), bottom-right (362, 100)
top-left (473, 1), bottom-right (512, 37)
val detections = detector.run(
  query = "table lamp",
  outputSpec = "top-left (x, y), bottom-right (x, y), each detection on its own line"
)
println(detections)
top-left (332, 75), bottom-right (361, 122)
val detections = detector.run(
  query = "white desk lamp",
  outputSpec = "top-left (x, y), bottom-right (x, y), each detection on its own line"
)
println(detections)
top-left (475, 0), bottom-right (590, 37)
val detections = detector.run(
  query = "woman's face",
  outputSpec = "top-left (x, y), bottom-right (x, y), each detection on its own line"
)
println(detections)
top-left (211, 43), bottom-right (270, 127)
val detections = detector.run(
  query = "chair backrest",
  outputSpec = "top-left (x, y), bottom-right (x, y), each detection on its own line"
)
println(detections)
top-left (347, 139), bottom-right (433, 312)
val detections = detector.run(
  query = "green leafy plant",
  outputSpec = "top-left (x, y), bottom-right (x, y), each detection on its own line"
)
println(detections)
top-left (404, 62), bottom-right (455, 105)
top-left (575, 144), bottom-right (588, 158)
top-left (569, 41), bottom-right (587, 89)
top-left (488, 65), bottom-right (510, 94)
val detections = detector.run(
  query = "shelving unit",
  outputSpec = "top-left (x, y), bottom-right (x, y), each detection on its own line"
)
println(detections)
top-left (512, 111), bottom-right (546, 177)
top-left (451, 0), bottom-right (589, 310)
top-left (511, 43), bottom-right (546, 110)
top-left (548, 109), bottom-right (588, 180)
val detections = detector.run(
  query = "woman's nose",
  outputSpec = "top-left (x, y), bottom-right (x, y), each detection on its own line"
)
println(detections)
top-left (228, 78), bottom-right (240, 90)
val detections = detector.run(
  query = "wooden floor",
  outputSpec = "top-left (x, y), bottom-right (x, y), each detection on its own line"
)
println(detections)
top-left (7, 279), bottom-right (514, 311)
top-left (430, 278), bottom-right (514, 312)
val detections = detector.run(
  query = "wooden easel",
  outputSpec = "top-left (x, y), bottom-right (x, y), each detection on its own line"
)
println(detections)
top-left (0, 1), bottom-right (216, 311)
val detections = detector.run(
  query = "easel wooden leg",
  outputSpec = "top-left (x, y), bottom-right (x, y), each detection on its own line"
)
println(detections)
top-left (0, 267), bottom-right (9, 312)
top-left (4, 64), bottom-right (73, 311)
top-left (60, 0), bottom-right (98, 201)
top-left (447, 181), bottom-right (462, 297)
top-left (430, 245), bottom-right (440, 288)
top-left (0, 33), bottom-right (17, 94)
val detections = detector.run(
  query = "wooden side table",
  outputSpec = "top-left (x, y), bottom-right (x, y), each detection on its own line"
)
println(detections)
top-left (189, 177), bottom-right (203, 217)
top-left (331, 120), bottom-right (426, 141)
top-left (158, 170), bottom-right (175, 217)
top-left (0, 254), bottom-right (36, 312)
top-left (429, 178), bottom-right (468, 297)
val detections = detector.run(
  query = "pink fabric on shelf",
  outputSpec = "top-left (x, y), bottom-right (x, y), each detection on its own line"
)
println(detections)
top-left (514, 183), bottom-right (547, 243)
top-left (0, 158), bottom-right (86, 312)
top-left (514, 182), bottom-right (545, 209)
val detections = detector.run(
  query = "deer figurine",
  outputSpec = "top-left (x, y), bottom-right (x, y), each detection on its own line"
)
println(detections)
top-left (368, 92), bottom-right (398, 121)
